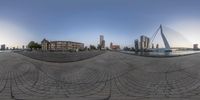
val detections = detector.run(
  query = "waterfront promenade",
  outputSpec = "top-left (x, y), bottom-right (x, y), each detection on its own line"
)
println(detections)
top-left (17, 51), bottom-right (105, 63)
top-left (0, 51), bottom-right (200, 100)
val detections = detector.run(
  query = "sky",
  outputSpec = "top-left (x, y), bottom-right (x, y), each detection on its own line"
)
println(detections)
top-left (0, 0), bottom-right (200, 48)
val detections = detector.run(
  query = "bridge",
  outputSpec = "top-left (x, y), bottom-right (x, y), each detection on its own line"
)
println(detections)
top-left (149, 25), bottom-right (172, 52)
top-left (148, 24), bottom-right (192, 52)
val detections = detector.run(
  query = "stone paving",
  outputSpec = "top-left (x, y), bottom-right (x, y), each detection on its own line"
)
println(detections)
top-left (0, 51), bottom-right (200, 100)
top-left (17, 51), bottom-right (105, 63)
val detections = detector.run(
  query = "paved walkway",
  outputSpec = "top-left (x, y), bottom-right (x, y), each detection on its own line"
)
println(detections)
top-left (0, 51), bottom-right (200, 100)
top-left (17, 51), bottom-right (105, 63)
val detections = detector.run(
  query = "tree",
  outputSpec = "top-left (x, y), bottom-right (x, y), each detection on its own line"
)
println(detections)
top-left (123, 46), bottom-right (130, 51)
top-left (28, 41), bottom-right (41, 50)
top-left (89, 45), bottom-right (96, 50)
top-left (130, 47), bottom-right (135, 51)
top-left (28, 41), bottom-right (35, 50)
top-left (97, 44), bottom-right (101, 50)
top-left (84, 46), bottom-right (88, 51)
top-left (35, 43), bottom-right (41, 49)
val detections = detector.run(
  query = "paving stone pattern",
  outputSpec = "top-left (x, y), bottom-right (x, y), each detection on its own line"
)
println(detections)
top-left (0, 51), bottom-right (200, 100)
top-left (17, 51), bottom-right (105, 63)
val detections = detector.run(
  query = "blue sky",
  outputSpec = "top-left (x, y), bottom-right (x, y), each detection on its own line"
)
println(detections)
top-left (0, 0), bottom-right (200, 48)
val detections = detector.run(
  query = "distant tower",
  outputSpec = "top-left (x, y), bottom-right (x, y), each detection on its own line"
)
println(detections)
top-left (193, 44), bottom-right (199, 50)
top-left (156, 44), bottom-right (159, 48)
top-left (140, 35), bottom-right (150, 51)
top-left (22, 45), bottom-right (25, 50)
top-left (102, 40), bottom-right (105, 48)
top-left (100, 35), bottom-right (105, 48)
top-left (152, 43), bottom-right (154, 49)
top-left (1, 44), bottom-right (5, 50)
top-left (146, 38), bottom-right (150, 48)
top-left (140, 36), bottom-right (144, 50)
top-left (100, 35), bottom-right (104, 44)
top-left (110, 42), bottom-right (113, 49)
top-left (134, 39), bottom-right (139, 51)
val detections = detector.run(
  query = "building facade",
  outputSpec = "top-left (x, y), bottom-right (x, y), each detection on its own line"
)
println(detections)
top-left (134, 39), bottom-right (139, 51)
top-left (140, 35), bottom-right (150, 50)
top-left (156, 44), bottom-right (159, 49)
top-left (1, 44), bottom-right (5, 50)
top-left (100, 35), bottom-right (105, 48)
top-left (41, 39), bottom-right (50, 51)
top-left (193, 44), bottom-right (199, 50)
top-left (22, 45), bottom-right (25, 50)
top-left (110, 42), bottom-right (120, 50)
top-left (151, 43), bottom-right (154, 49)
top-left (41, 38), bottom-right (84, 51)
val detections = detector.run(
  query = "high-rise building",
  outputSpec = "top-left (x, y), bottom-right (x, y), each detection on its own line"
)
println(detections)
top-left (1, 44), bottom-right (5, 50)
top-left (156, 44), bottom-right (159, 48)
top-left (110, 42), bottom-right (113, 49)
top-left (152, 43), bottom-right (154, 49)
top-left (102, 40), bottom-right (105, 48)
top-left (100, 35), bottom-right (104, 44)
top-left (99, 35), bottom-right (105, 48)
top-left (140, 35), bottom-right (150, 51)
top-left (193, 44), bottom-right (199, 50)
top-left (134, 39), bottom-right (139, 51)
top-left (22, 45), bottom-right (25, 50)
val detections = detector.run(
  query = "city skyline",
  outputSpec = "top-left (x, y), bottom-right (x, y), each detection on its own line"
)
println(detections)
top-left (0, 0), bottom-right (200, 48)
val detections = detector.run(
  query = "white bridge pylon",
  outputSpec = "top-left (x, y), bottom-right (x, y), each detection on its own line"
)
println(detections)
top-left (150, 24), bottom-right (171, 49)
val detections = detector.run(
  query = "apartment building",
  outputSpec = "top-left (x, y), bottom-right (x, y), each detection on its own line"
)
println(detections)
top-left (41, 38), bottom-right (84, 51)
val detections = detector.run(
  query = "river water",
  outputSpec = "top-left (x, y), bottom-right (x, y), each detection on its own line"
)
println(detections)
top-left (121, 50), bottom-right (200, 57)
